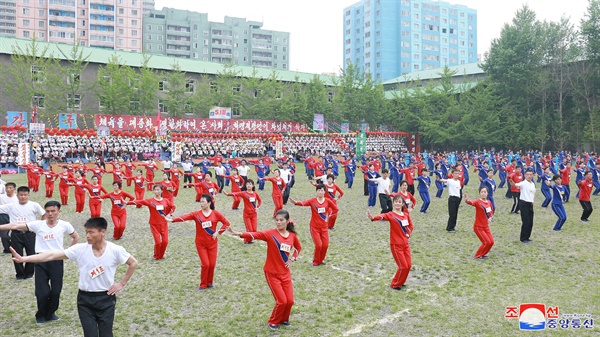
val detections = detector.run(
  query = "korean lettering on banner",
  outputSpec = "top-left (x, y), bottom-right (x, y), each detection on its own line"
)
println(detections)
top-left (17, 143), bottom-right (30, 166)
top-left (58, 113), bottom-right (77, 129)
top-left (6, 111), bottom-right (28, 127)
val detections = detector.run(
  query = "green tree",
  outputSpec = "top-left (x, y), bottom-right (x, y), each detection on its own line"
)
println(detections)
top-left (160, 62), bottom-right (188, 117)
top-left (305, 75), bottom-right (332, 130)
top-left (95, 55), bottom-right (134, 115)
top-left (135, 54), bottom-right (159, 116)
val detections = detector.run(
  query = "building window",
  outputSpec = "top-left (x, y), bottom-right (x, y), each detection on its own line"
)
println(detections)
top-left (158, 100), bottom-right (167, 113)
top-left (159, 80), bottom-right (168, 91)
top-left (232, 105), bottom-right (241, 117)
top-left (22, 8), bottom-right (29, 15)
top-left (132, 30), bottom-right (137, 36)
top-left (23, 19), bottom-right (30, 27)
top-left (38, 21), bottom-right (44, 28)
top-left (132, 9), bottom-right (137, 15)
top-left (147, 24), bottom-right (151, 30)
top-left (210, 82), bottom-right (217, 93)
top-left (67, 94), bottom-right (81, 109)
top-left (147, 44), bottom-right (152, 50)
top-left (186, 80), bottom-right (195, 93)
top-left (31, 65), bottom-right (44, 83)
top-left (32, 94), bottom-right (45, 108)
top-left (132, 20), bottom-right (138, 26)
top-left (327, 91), bottom-right (333, 103)
top-left (67, 73), bottom-right (80, 85)
top-left (23, 31), bottom-right (30, 38)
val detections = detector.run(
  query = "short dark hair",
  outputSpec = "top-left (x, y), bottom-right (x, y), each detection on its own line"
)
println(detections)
top-left (17, 186), bottom-right (30, 194)
top-left (381, 169), bottom-right (389, 174)
top-left (44, 200), bottom-right (62, 210)
top-left (5, 182), bottom-right (16, 188)
top-left (113, 181), bottom-right (122, 188)
top-left (326, 174), bottom-right (335, 181)
top-left (84, 217), bottom-right (108, 231)
top-left (200, 194), bottom-right (215, 210)
top-left (315, 183), bottom-right (326, 191)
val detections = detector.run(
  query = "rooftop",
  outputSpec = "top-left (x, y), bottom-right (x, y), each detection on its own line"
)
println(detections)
top-left (0, 37), bottom-right (337, 85)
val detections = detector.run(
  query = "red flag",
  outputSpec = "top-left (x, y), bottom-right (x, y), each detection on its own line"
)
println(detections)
top-left (156, 108), bottom-right (161, 134)
top-left (31, 105), bottom-right (37, 123)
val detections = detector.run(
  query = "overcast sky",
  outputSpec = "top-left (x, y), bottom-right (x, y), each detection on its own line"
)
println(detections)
top-left (154, 0), bottom-right (591, 75)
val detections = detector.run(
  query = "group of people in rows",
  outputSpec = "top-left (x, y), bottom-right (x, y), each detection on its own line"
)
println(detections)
top-left (2, 145), bottom-right (598, 334)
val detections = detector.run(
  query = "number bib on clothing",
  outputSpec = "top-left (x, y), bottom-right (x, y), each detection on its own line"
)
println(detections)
top-left (485, 207), bottom-right (492, 213)
top-left (155, 205), bottom-right (164, 211)
top-left (89, 265), bottom-right (106, 279)
top-left (202, 221), bottom-right (212, 229)
top-left (280, 243), bottom-right (291, 253)
top-left (114, 200), bottom-right (122, 205)
top-left (401, 220), bottom-right (409, 227)
top-left (317, 207), bottom-right (326, 213)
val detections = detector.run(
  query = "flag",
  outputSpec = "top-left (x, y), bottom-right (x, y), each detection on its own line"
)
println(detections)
top-left (31, 105), bottom-right (37, 123)
top-left (156, 108), bottom-right (161, 135)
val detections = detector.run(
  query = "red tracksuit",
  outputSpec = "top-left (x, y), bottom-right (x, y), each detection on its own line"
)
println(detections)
top-left (100, 191), bottom-right (135, 240)
top-left (128, 176), bottom-right (147, 203)
top-left (123, 162), bottom-right (136, 186)
top-left (164, 168), bottom-right (183, 196)
top-left (82, 184), bottom-right (108, 217)
top-left (240, 228), bottom-right (301, 326)
top-left (172, 210), bottom-right (230, 288)
top-left (43, 171), bottom-right (58, 198)
top-left (106, 168), bottom-right (125, 184)
top-left (370, 210), bottom-right (414, 288)
top-left (264, 177), bottom-right (286, 217)
top-left (21, 164), bottom-right (34, 189)
top-left (390, 191), bottom-right (417, 211)
top-left (225, 175), bottom-right (244, 209)
top-left (229, 191), bottom-right (262, 243)
top-left (466, 198), bottom-right (495, 258)
top-left (155, 180), bottom-right (176, 204)
top-left (189, 181), bottom-right (220, 204)
top-left (129, 197), bottom-right (175, 260)
top-left (58, 172), bottom-right (73, 205)
top-left (294, 197), bottom-right (338, 265)
top-left (87, 167), bottom-right (106, 185)
top-left (141, 163), bottom-right (159, 190)
top-left (324, 183), bottom-right (344, 229)
top-left (70, 178), bottom-right (90, 213)
top-left (30, 166), bottom-right (43, 192)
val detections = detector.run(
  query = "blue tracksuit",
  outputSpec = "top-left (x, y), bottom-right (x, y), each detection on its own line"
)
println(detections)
top-left (540, 174), bottom-right (552, 208)
top-left (415, 175), bottom-right (431, 213)
top-left (551, 184), bottom-right (567, 230)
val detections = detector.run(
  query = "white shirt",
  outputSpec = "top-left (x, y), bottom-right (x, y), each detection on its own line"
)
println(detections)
top-left (181, 162), bottom-right (193, 172)
top-left (279, 169), bottom-right (292, 183)
top-left (374, 177), bottom-right (391, 194)
top-left (0, 201), bottom-right (45, 224)
top-left (516, 180), bottom-right (536, 202)
top-left (65, 242), bottom-right (131, 292)
top-left (214, 166), bottom-right (226, 176)
top-left (0, 194), bottom-right (18, 205)
top-left (237, 165), bottom-right (249, 176)
top-left (447, 179), bottom-right (462, 197)
top-left (162, 160), bottom-right (173, 169)
top-left (27, 219), bottom-right (75, 253)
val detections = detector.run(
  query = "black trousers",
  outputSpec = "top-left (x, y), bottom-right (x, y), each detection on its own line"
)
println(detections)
top-left (519, 200), bottom-right (534, 241)
top-left (240, 176), bottom-right (248, 191)
top-left (10, 231), bottom-right (36, 279)
top-left (580, 200), bottom-right (593, 220)
top-left (0, 213), bottom-right (10, 252)
top-left (407, 184), bottom-right (415, 196)
top-left (363, 178), bottom-right (369, 196)
top-left (447, 196), bottom-right (461, 231)
top-left (379, 193), bottom-right (392, 213)
top-left (282, 185), bottom-right (291, 205)
top-left (183, 172), bottom-right (192, 185)
top-left (77, 290), bottom-right (117, 337)
top-left (35, 260), bottom-right (64, 320)
top-left (216, 176), bottom-right (225, 192)
top-left (511, 192), bottom-right (521, 213)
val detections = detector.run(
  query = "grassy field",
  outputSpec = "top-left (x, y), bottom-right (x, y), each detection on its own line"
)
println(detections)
top-left (0, 167), bottom-right (598, 336)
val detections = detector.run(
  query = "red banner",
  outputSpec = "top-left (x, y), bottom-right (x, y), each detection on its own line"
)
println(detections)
top-left (94, 115), bottom-right (308, 133)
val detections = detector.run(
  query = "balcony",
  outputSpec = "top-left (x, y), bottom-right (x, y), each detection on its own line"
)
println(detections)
top-left (165, 49), bottom-right (190, 56)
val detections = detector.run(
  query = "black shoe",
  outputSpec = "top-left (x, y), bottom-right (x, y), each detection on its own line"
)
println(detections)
top-left (280, 321), bottom-right (291, 327)
top-left (521, 240), bottom-right (530, 243)
top-left (24, 275), bottom-right (34, 279)
top-left (391, 286), bottom-right (404, 290)
top-left (207, 285), bottom-right (214, 289)
top-left (2, 250), bottom-right (10, 254)
top-left (320, 261), bottom-right (327, 265)
top-left (46, 314), bottom-right (60, 321)
top-left (447, 229), bottom-right (456, 232)
top-left (268, 324), bottom-right (279, 330)
top-left (36, 317), bottom-right (46, 324)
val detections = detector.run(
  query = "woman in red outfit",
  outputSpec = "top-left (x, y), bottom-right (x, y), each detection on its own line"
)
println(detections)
top-left (68, 171), bottom-right (90, 213)
top-left (154, 173), bottom-right (176, 204)
top-left (82, 176), bottom-right (108, 217)
top-left (128, 184), bottom-right (175, 260)
top-left (261, 169), bottom-right (287, 218)
top-left (168, 194), bottom-right (230, 290)
top-left (229, 209), bottom-right (301, 331)
top-left (224, 168), bottom-right (245, 210)
top-left (312, 174), bottom-right (344, 229)
top-left (366, 195), bottom-right (414, 290)
top-left (390, 180), bottom-right (417, 212)
top-left (58, 166), bottom-right (73, 205)
top-left (225, 179), bottom-right (262, 244)
top-left (42, 168), bottom-right (58, 198)
top-left (127, 169), bottom-right (147, 206)
top-left (464, 187), bottom-right (495, 259)
top-left (289, 184), bottom-right (338, 266)
top-left (97, 181), bottom-right (135, 240)
top-left (188, 172), bottom-right (220, 205)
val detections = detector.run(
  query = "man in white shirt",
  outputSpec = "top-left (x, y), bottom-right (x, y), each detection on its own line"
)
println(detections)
top-left (369, 169), bottom-right (392, 213)
top-left (515, 169), bottom-right (536, 243)
top-left (0, 182), bottom-right (17, 253)
top-left (440, 169), bottom-right (463, 232)
top-left (214, 161), bottom-right (226, 192)
top-left (279, 161), bottom-right (293, 205)
top-left (181, 159), bottom-right (194, 187)
top-left (161, 157), bottom-right (173, 177)
top-left (0, 201), bottom-right (79, 323)
top-left (0, 186), bottom-right (46, 279)
top-left (11, 217), bottom-right (138, 336)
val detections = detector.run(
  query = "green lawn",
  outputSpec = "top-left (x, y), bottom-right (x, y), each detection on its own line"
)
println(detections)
top-left (0, 168), bottom-right (598, 336)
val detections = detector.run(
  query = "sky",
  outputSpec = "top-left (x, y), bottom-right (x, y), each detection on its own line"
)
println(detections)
top-left (154, 0), bottom-right (591, 75)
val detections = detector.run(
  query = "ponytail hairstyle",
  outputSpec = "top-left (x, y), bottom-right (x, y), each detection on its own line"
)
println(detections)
top-left (201, 193), bottom-right (215, 210)
top-left (276, 209), bottom-right (296, 234)
top-left (245, 178), bottom-right (256, 191)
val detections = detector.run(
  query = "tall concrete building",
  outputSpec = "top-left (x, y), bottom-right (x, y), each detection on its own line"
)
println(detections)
top-left (143, 7), bottom-right (290, 70)
top-left (344, 0), bottom-right (477, 81)
top-left (3, 0), bottom-right (143, 52)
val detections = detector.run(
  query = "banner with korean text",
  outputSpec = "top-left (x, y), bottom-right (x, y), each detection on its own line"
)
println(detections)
top-left (94, 115), bottom-right (308, 133)
top-left (58, 113), bottom-right (78, 129)
top-left (6, 111), bottom-right (27, 127)
top-left (209, 107), bottom-right (231, 119)
top-left (313, 114), bottom-right (324, 132)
